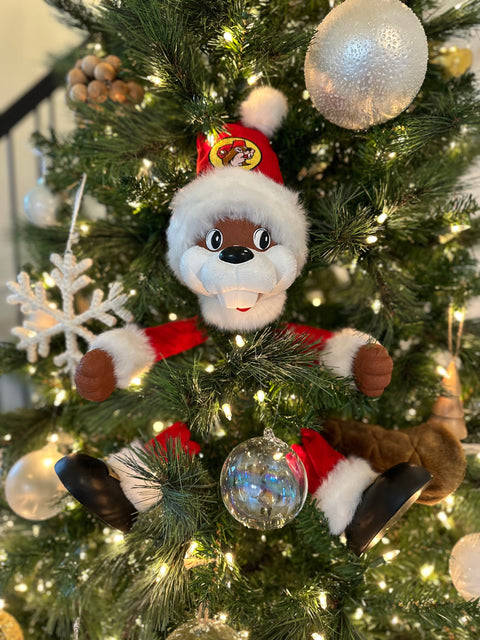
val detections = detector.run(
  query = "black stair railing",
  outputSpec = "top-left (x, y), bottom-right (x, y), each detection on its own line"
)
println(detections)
top-left (0, 71), bottom-right (61, 275)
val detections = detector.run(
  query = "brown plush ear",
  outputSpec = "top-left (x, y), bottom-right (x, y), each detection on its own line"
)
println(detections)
top-left (322, 417), bottom-right (466, 505)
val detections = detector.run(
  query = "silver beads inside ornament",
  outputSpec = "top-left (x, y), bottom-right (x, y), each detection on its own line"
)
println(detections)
top-left (220, 429), bottom-right (308, 530)
top-left (304, 0), bottom-right (428, 129)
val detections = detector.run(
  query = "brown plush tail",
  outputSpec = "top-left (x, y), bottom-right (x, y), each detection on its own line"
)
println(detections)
top-left (321, 418), bottom-right (466, 505)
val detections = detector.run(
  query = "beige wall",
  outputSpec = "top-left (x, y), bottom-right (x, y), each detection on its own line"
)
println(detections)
top-left (0, 1), bottom-right (83, 339)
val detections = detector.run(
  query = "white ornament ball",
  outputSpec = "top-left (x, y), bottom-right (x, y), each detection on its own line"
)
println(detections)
top-left (304, 0), bottom-right (428, 129)
top-left (166, 619), bottom-right (240, 640)
top-left (4, 446), bottom-right (66, 520)
top-left (220, 429), bottom-right (308, 530)
top-left (23, 182), bottom-right (61, 227)
top-left (449, 533), bottom-right (480, 601)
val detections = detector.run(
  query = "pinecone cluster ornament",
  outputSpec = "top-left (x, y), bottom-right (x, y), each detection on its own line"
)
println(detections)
top-left (66, 53), bottom-right (144, 108)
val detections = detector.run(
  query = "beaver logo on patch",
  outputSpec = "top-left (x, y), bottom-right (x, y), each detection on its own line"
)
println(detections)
top-left (209, 137), bottom-right (262, 170)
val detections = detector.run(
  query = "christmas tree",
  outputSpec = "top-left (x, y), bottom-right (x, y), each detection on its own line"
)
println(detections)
top-left (2, 0), bottom-right (480, 638)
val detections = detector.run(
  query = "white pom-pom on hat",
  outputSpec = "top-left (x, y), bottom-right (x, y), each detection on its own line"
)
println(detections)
top-left (239, 86), bottom-right (288, 138)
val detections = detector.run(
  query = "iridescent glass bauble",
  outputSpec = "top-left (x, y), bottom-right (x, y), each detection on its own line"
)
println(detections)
top-left (304, 0), bottom-right (428, 129)
top-left (220, 429), bottom-right (308, 530)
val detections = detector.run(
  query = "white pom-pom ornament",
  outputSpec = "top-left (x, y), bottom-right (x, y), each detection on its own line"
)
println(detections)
top-left (304, 0), bottom-right (428, 129)
top-left (449, 533), bottom-right (480, 601)
top-left (239, 85), bottom-right (288, 138)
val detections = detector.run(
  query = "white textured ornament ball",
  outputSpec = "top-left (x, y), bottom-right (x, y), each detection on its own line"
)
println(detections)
top-left (5, 446), bottom-right (66, 520)
top-left (304, 0), bottom-right (428, 129)
top-left (449, 533), bottom-right (480, 601)
top-left (166, 619), bottom-right (240, 639)
top-left (220, 429), bottom-right (308, 530)
top-left (23, 182), bottom-right (61, 227)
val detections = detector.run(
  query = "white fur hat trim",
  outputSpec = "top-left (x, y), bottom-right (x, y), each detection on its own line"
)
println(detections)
top-left (167, 166), bottom-right (308, 281)
top-left (89, 324), bottom-right (155, 389)
top-left (313, 456), bottom-right (377, 535)
top-left (320, 328), bottom-right (377, 379)
top-left (107, 440), bottom-right (163, 512)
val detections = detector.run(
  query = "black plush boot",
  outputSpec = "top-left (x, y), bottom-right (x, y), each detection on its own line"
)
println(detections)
top-left (345, 462), bottom-right (432, 556)
top-left (55, 453), bottom-right (137, 533)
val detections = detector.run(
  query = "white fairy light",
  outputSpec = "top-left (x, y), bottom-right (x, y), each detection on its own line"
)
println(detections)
top-left (218, 613), bottom-right (228, 623)
top-left (235, 334), bottom-right (246, 347)
top-left (225, 552), bottom-right (235, 566)
top-left (255, 390), bottom-right (265, 402)
top-left (222, 403), bottom-right (233, 420)
top-left (378, 580), bottom-right (387, 589)
top-left (153, 421), bottom-right (165, 433)
top-left (223, 31), bottom-right (233, 42)
top-left (366, 235), bottom-right (378, 244)
top-left (205, 364), bottom-right (215, 373)
top-left (311, 634), bottom-right (325, 640)
top-left (383, 549), bottom-right (400, 562)
top-left (377, 212), bottom-right (388, 224)
top-left (168, 312), bottom-right (178, 321)
top-left (318, 591), bottom-right (328, 609)
top-left (420, 563), bottom-right (434, 579)
top-left (353, 607), bottom-right (364, 620)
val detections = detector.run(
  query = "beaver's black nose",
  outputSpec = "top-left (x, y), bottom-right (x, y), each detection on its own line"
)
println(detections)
top-left (219, 246), bottom-right (254, 264)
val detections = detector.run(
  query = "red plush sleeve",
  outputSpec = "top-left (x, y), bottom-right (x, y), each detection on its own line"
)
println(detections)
top-left (144, 317), bottom-right (208, 361)
top-left (292, 428), bottom-right (345, 494)
top-left (283, 323), bottom-right (334, 350)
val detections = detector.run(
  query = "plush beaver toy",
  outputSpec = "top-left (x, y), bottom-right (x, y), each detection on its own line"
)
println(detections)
top-left (65, 87), bottom-right (435, 556)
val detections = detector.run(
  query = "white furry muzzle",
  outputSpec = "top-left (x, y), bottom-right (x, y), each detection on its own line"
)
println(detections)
top-left (179, 245), bottom-right (299, 331)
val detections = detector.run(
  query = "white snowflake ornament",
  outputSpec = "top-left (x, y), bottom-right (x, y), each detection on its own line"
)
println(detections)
top-left (7, 251), bottom-right (133, 377)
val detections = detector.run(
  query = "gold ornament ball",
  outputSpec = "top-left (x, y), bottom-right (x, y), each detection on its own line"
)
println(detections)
top-left (66, 68), bottom-right (88, 87)
top-left (87, 80), bottom-right (109, 104)
top-left (69, 84), bottom-right (88, 103)
top-left (104, 54), bottom-right (122, 72)
top-left (166, 619), bottom-right (240, 640)
top-left (127, 81), bottom-right (145, 104)
top-left (81, 54), bottom-right (100, 78)
top-left (432, 47), bottom-right (472, 78)
top-left (94, 61), bottom-right (117, 82)
top-left (0, 610), bottom-right (25, 640)
top-left (109, 80), bottom-right (129, 103)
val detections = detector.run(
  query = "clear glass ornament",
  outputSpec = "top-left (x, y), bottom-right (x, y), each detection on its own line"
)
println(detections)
top-left (220, 428), bottom-right (308, 530)
top-left (449, 533), bottom-right (480, 601)
top-left (166, 619), bottom-right (240, 639)
top-left (4, 445), bottom-right (66, 520)
top-left (304, 0), bottom-right (428, 129)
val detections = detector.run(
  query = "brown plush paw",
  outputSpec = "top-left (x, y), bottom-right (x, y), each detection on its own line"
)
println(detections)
top-left (74, 348), bottom-right (116, 402)
top-left (353, 343), bottom-right (393, 397)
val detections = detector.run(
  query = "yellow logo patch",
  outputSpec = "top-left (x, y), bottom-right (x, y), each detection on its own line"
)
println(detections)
top-left (209, 137), bottom-right (262, 170)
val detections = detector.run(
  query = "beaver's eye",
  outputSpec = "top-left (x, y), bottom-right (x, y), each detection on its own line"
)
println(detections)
top-left (206, 228), bottom-right (223, 251)
top-left (253, 228), bottom-right (271, 250)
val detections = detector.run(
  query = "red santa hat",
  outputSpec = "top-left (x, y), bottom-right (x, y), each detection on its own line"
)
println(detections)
top-left (167, 86), bottom-right (309, 281)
